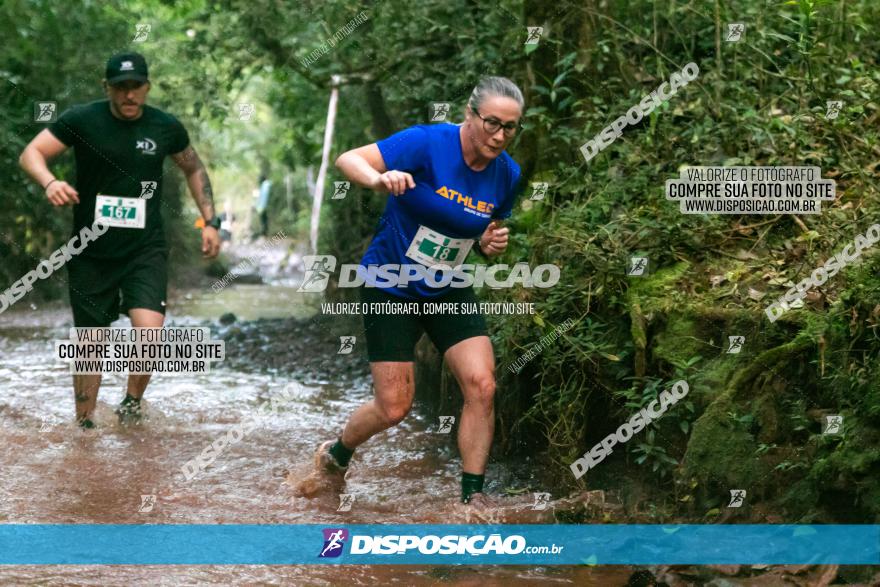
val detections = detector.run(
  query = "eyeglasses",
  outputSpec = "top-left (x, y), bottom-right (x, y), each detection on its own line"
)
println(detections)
top-left (473, 108), bottom-right (521, 137)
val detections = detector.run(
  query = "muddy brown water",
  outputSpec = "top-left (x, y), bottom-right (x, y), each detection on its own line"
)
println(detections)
top-left (0, 284), bottom-right (855, 586)
top-left (0, 288), bottom-right (648, 585)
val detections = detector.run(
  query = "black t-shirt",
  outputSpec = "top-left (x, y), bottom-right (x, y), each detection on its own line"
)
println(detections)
top-left (48, 100), bottom-right (190, 259)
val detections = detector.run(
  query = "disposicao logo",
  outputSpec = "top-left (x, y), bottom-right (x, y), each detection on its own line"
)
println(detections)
top-left (349, 533), bottom-right (527, 555)
top-left (319, 528), bottom-right (348, 558)
top-left (316, 530), bottom-right (564, 557)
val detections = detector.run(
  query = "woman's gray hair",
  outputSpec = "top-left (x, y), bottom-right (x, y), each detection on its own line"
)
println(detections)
top-left (467, 76), bottom-right (525, 112)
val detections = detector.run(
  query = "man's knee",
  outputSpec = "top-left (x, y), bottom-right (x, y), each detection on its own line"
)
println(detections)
top-left (377, 399), bottom-right (412, 426)
top-left (464, 371), bottom-right (496, 406)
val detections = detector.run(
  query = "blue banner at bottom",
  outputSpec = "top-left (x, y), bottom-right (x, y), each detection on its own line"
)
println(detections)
top-left (1, 524), bottom-right (878, 565)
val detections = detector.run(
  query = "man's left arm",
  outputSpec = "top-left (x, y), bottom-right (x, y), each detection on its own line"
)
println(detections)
top-left (171, 146), bottom-right (220, 258)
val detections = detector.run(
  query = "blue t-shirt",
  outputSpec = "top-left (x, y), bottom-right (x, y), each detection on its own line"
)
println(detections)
top-left (361, 123), bottom-right (521, 299)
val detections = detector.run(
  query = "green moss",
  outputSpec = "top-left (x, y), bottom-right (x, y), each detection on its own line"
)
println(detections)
top-left (682, 395), bottom-right (764, 489)
top-left (651, 314), bottom-right (703, 367)
top-left (626, 261), bottom-right (691, 314)
top-left (781, 479), bottom-right (821, 520)
top-left (682, 334), bottom-right (815, 492)
top-left (752, 393), bottom-right (780, 444)
top-left (630, 302), bottom-right (647, 377)
top-left (689, 357), bottom-right (739, 398)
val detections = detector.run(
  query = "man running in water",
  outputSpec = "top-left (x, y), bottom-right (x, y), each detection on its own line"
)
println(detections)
top-left (18, 52), bottom-right (221, 428)
top-left (298, 77), bottom-right (523, 507)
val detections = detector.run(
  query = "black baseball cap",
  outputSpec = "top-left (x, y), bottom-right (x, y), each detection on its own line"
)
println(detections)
top-left (105, 52), bottom-right (149, 85)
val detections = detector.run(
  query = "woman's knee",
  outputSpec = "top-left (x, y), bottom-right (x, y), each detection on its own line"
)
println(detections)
top-left (464, 371), bottom-right (496, 406)
top-left (371, 363), bottom-right (415, 426)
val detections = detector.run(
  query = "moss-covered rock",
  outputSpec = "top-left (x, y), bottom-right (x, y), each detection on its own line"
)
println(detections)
top-left (651, 314), bottom-right (703, 368)
top-left (681, 393), bottom-right (766, 494)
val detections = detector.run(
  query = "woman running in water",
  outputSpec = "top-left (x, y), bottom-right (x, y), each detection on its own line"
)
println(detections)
top-left (299, 76), bottom-right (524, 508)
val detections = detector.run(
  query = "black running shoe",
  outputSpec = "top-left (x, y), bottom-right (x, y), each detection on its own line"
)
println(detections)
top-left (115, 396), bottom-right (143, 425)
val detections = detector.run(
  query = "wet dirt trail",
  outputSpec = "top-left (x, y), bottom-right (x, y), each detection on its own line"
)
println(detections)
top-left (0, 239), bottom-right (637, 585)
top-left (0, 239), bottom-right (833, 585)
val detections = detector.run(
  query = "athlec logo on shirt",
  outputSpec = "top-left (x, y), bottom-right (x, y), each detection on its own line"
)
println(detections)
top-left (136, 138), bottom-right (157, 155)
top-left (434, 186), bottom-right (495, 215)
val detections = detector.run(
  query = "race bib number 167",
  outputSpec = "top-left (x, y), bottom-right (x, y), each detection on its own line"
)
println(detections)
top-left (94, 195), bottom-right (146, 229)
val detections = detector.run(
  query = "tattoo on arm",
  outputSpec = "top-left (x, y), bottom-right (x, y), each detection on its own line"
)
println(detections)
top-left (195, 167), bottom-right (215, 220)
top-left (175, 147), bottom-right (215, 220)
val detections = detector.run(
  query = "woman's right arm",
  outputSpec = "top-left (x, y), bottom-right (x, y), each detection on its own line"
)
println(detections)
top-left (335, 143), bottom-right (415, 196)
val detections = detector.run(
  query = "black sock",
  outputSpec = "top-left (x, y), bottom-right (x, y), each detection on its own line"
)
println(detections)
top-left (461, 472), bottom-right (485, 503)
top-left (78, 417), bottom-right (96, 429)
top-left (328, 438), bottom-right (354, 467)
top-left (120, 394), bottom-right (141, 408)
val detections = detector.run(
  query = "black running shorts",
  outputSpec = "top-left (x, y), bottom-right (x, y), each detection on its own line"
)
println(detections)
top-left (66, 248), bottom-right (168, 327)
top-left (360, 285), bottom-right (488, 362)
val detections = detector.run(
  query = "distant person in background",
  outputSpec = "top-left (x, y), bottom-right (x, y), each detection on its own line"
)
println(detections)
top-left (219, 199), bottom-right (235, 242)
top-left (254, 174), bottom-right (271, 238)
